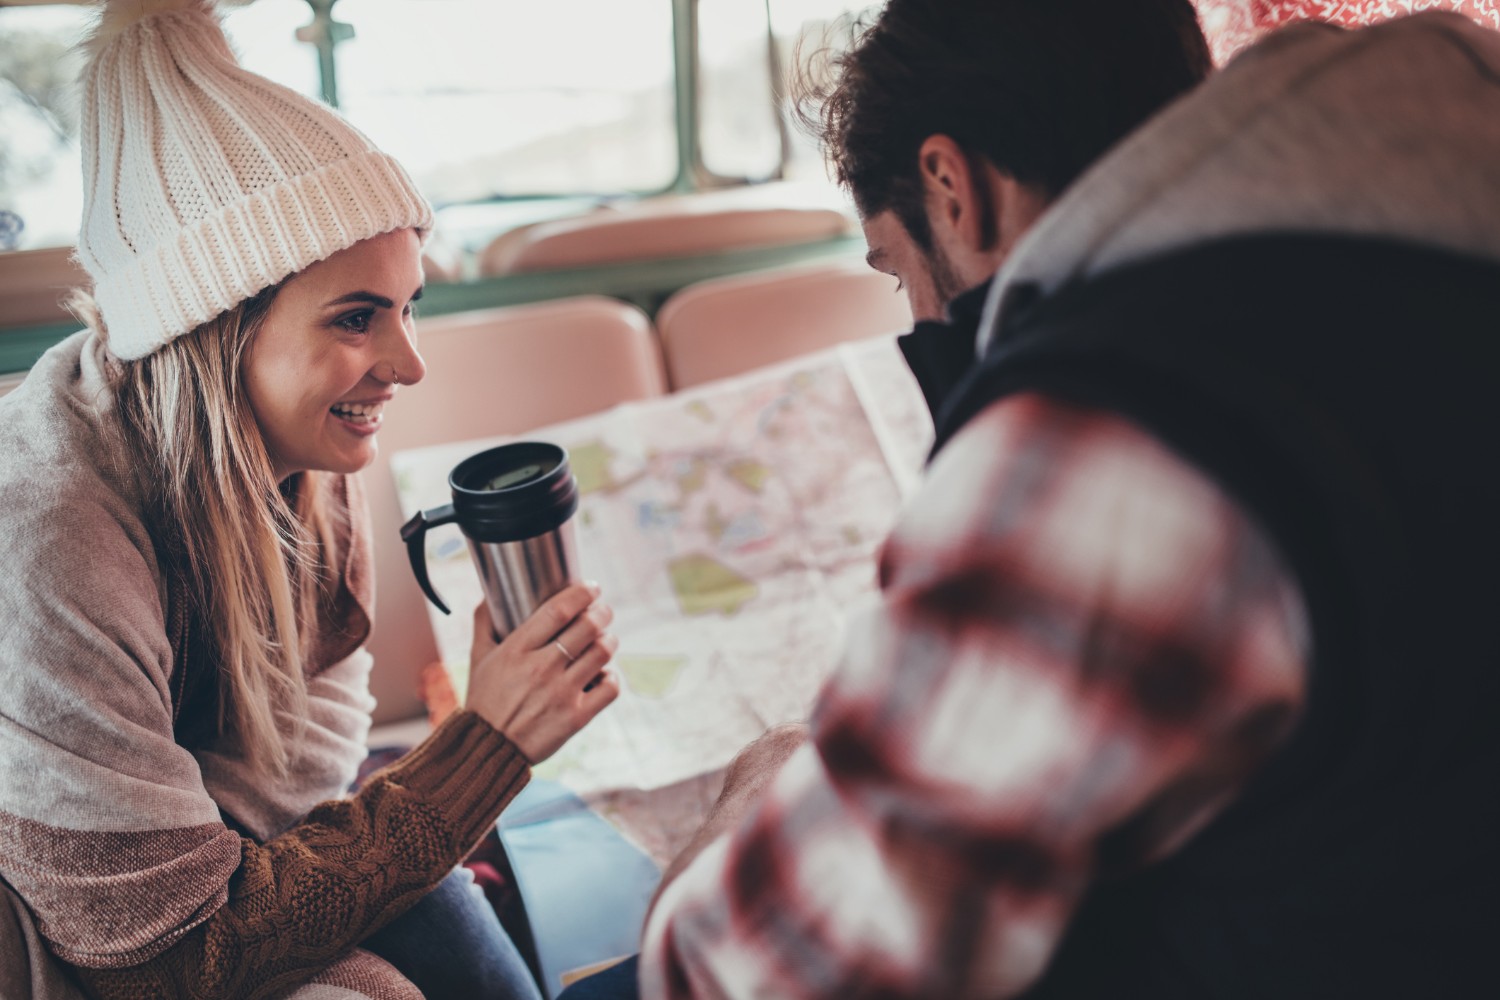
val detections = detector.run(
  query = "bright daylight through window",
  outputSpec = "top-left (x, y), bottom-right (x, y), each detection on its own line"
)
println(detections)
top-left (0, 0), bottom-right (873, 253)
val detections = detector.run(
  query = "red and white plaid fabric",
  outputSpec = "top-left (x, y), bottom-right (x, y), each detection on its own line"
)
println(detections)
top-left (641, 394), bottom-right (1309, 998)
top-left (1195, 0), bottom-right (1500, 64)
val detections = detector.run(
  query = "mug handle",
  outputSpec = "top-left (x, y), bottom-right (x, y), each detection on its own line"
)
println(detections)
top-left (400, 504), bottom-right (458, 615)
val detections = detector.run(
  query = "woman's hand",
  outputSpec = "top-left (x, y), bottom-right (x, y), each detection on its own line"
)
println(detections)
top-left (464, 582), bottom-right (620, 764)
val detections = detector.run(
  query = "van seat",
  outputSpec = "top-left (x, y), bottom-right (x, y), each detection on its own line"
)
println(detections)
top-left (420, 231), bottom-right (465, 284)
top-left (654, 260), bottom-right (912, 390)
top-left (479, 186), bottom-right (852, 275)
top-left (0, 247), bottom-right (90, 329)
top-left (0, 242), bottom-right (461, 330)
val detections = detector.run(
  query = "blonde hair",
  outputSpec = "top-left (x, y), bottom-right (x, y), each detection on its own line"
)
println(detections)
top-left (72, 287), bottom-right (339, 777)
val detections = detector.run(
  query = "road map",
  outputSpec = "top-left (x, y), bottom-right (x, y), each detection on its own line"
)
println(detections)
top-left (392, 334), bottom-right (932, 863)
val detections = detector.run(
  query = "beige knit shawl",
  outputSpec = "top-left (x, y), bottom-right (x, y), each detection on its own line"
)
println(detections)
top-left (0, 332), bottom-right (378, 993)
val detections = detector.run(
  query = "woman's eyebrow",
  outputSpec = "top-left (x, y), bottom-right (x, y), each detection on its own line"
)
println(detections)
top-left (325, 291), bottom-right (394, 309)
top-left (325, 286), bottom-right (425, 309)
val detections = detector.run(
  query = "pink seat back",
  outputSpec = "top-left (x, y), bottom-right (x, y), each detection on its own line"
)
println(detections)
top-left (420, 232), bottom-right (464, 284)
top-left (655, 261), bottom-right (913, 389)
top-left (0, 247), bottom-right (90, 328)
top-left (480, 190), bottom-right (852, 275)
top-left (360, 296), bottom-right (667, 723)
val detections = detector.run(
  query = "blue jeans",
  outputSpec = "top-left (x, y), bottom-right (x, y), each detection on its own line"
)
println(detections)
top-left (363, 867), bottom-right (543, 1000)
top-left (556, 955), bottom-right (640, 1000)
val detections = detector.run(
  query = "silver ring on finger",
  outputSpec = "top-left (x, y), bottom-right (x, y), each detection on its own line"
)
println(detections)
top-left (553, 639), bottom-right (577, 663)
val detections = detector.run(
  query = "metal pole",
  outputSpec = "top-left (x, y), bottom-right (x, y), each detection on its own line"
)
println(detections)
top-left (296, 0), bottom-right (352, 108)
top-left (764, 0), bottom-right (790, 180)
top-left (671, 0), bottom-right (700, 192)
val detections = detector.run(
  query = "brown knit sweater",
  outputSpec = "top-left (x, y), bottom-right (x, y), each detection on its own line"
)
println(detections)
top-left (0, 332), bottom-right (532, 998)
top-left (75, 711), bottom-right (530, 998)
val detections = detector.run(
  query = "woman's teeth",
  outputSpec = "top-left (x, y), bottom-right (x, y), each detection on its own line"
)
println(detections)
top-left (331, 402), bottom-right (382, 424)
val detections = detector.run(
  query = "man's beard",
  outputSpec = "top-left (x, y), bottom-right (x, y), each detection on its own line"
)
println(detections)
top-left (927, 238), bottom-right (969, 312)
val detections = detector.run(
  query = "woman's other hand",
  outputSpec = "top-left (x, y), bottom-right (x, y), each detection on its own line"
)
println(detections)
top-left (464, 582), bottom-right (620, 763)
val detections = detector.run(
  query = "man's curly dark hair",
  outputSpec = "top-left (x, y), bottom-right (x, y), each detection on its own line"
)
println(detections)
top-left (797, 0), bottom-right (1213, 249)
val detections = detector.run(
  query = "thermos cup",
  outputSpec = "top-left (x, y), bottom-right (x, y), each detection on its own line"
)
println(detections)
top-left (401, 441), bottom-right (581, 639)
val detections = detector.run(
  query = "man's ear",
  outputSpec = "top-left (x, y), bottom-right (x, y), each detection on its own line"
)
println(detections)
top-left (916, 134), bottom-right (989, 252)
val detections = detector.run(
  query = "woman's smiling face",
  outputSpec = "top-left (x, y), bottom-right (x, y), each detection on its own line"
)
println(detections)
top-left (243, 229), bottom-right (427, 481)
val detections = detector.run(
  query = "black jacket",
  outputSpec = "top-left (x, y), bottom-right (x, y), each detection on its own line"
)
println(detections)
top-left (904, 234), bottom-right (1498, 998)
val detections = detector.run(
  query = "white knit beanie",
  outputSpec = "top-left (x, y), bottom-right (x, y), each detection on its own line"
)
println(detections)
top-left (77, 0), bottom-right (433, 360)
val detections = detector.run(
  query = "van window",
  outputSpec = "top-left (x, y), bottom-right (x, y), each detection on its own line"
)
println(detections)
top-left (0, 3), bottom-right (88, 251)
top-left (768, 0), bottom-right (880, 184)
top-left (699, 0), bottom-right (783, 182)
top-left (227, 0), bottom-right (325, 98)
top-left (0, 0), bottom-right (870, 254)
top-left (333, 0), bottom-right (678, 203)
top-left (0, 0), bottom-right (318, 251)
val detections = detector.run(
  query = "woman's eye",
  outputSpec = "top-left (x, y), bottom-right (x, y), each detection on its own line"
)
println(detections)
top-left (336, 310), bottom-right (373, 334)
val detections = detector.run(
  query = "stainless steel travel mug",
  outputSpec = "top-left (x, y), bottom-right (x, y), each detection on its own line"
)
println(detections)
top-left (401, 441), bottom-right (580, 639)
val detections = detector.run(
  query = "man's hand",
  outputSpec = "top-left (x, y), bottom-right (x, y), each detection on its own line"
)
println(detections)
top-left (652, 723), bottom-right (810, 909)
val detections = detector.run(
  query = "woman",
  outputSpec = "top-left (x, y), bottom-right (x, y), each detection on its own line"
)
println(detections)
top-left (0, 2), bottom-right (617, 998)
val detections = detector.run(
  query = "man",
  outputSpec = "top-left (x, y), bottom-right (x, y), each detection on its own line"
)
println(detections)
top-left (631, 1), bottom-right (1499, 997)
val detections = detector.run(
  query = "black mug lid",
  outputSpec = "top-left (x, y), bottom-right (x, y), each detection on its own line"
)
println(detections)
top-left (448, 441), bottom-right (578, 542)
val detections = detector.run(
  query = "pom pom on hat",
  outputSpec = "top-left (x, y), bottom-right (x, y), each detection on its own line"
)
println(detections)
top-left (84, 0), bottom-right (207, 57)
top-left (77, 0), bottom-right (433, 360)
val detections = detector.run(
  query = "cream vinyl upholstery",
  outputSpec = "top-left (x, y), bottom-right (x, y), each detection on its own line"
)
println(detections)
top-left (0, 242), bottom-right (461, 328)
top-left (0, 247), bottom-right (90, 328)
top-left (420, 232), bottom-right (465, 284)
top-left (654, 261), bottom-right (913, 389)
top-left (360, 296), bottom-right (668, 723)
top-left (479, 188), bottom-right (852, 275)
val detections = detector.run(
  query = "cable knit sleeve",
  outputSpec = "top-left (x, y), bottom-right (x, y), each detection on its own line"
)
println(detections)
top-left (71, 710), bottom-right (529, 1000)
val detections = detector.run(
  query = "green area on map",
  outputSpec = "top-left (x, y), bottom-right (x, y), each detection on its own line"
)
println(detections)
top-left (705, 502), bottom-right (729, 543)
top-left (726, 459), bottom-right (772, 494)
top-left (668, 554), bottom-right (759, 616)
top-left (677, 458), bottom-right (708, 497)
top-left (620, 655), bottom-right (688, 698)
top-left (569, 441), bottom-right (616, 494)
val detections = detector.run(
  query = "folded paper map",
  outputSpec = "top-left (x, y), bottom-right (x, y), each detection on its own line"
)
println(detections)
top-left (392, 334), bottom-right (931, 860)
